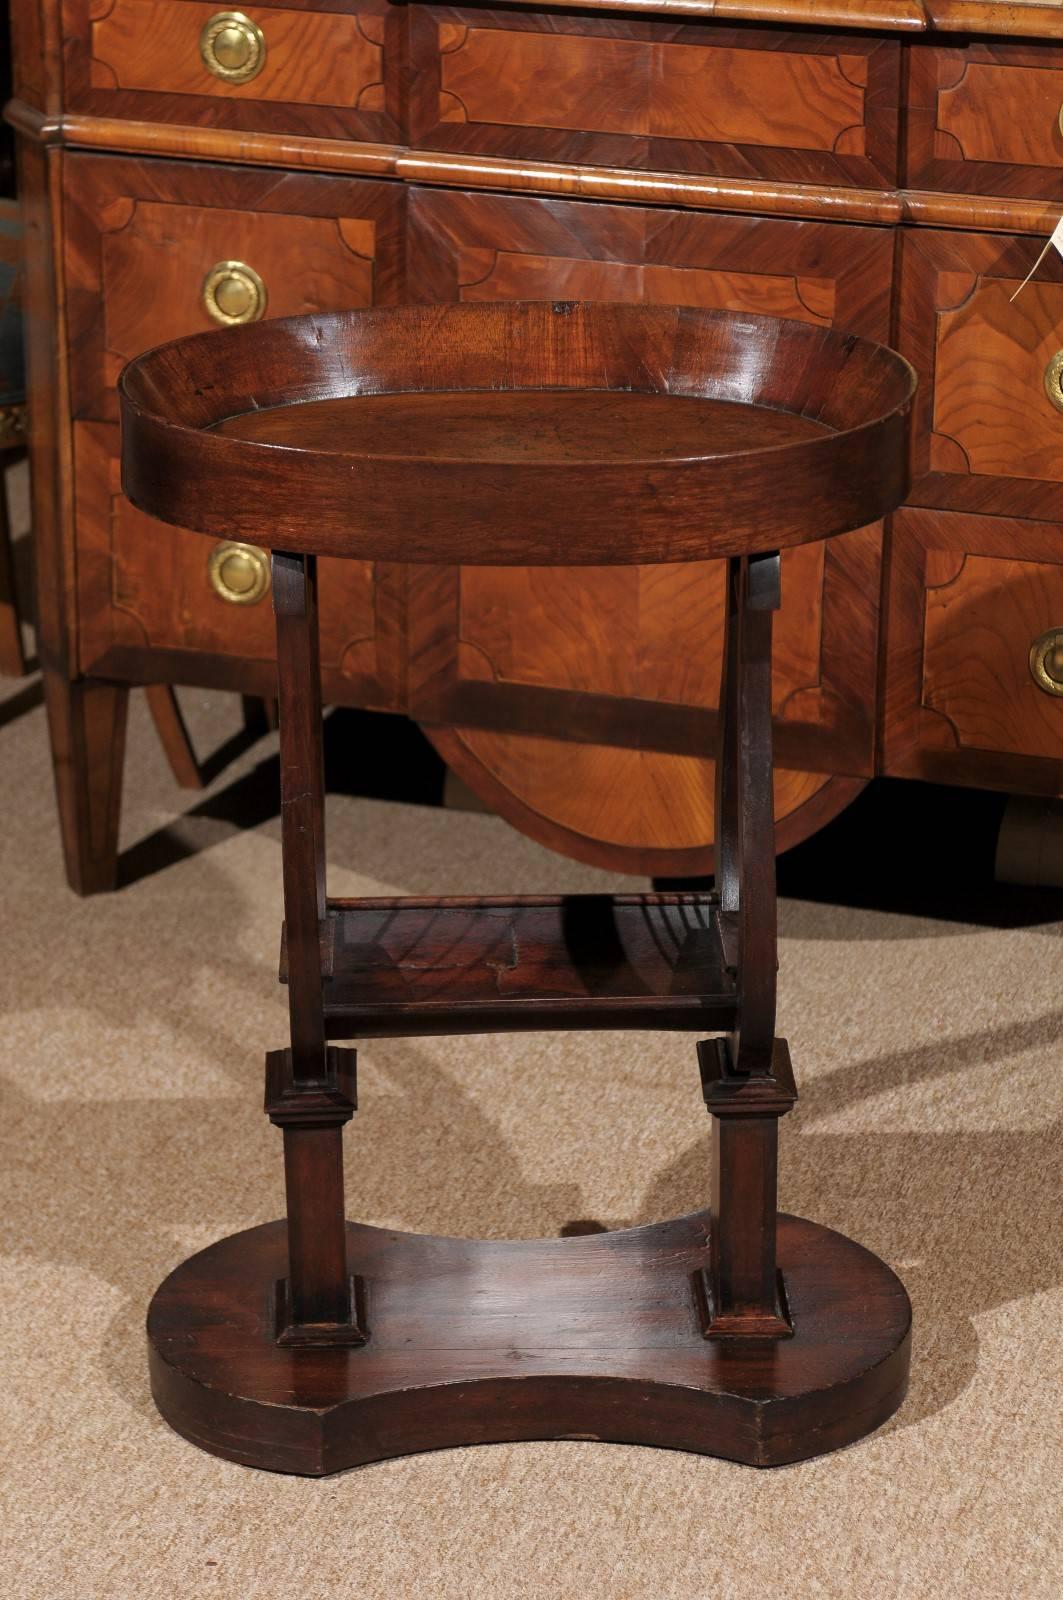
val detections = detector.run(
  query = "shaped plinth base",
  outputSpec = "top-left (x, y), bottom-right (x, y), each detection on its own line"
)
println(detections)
top-left (147, 1213), bottom-right (911, 1476)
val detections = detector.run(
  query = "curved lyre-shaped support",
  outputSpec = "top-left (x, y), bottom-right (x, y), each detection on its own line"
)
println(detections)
top-left (713, 551), bottom-right (779, 1072)
top-left (699, 552), bottom-right (796, 1339)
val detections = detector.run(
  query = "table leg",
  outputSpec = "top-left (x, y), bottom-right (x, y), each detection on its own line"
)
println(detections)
top-left (698, 1036), bottom-right (796, 1338)
top-left (268, 551), bottom-right (366, 1344)
top-left (703, 553), bottom-right (794, 1337)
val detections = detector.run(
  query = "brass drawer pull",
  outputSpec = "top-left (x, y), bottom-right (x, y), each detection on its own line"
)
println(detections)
top-left (208, 541), bottom-right (271, 605)
top-left (200, 11), bottom-right (266, 85)
top-left (202, 260), bottom-right (267, 326)
top-left (1044, 349), bottom-right (1063, 414)
top-left (1030, 628), bottom-right (1063, 696)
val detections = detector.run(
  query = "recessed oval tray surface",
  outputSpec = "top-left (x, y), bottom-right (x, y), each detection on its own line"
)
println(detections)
top-left (120, 301), bottom-right (916, 566)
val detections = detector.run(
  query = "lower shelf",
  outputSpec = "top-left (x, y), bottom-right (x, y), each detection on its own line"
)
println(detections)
top-left (281, 893), bottom-right (739, 1037)
top-left (147, 1213), bottom-right (912, 1475)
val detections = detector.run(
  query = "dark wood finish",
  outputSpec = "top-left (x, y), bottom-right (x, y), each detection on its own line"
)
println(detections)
top-left (273, 551), bottom-right (328, 1078)
top-left (124, 300), bottom-right (913, 1472)
top-left (699, 1039), bottom-right (797, 1337)
top-left (409, 12), bottom-right (901, 190)
top-left (148, 1212), bottom-right (912, 1474)
top-left (121, 304), bottom-right (915, 563)
top-left (269, 545), bottom-right (365, 1338)
top-left (266, 1046), bottom-right (365, 1340)
top-left (714, 552), bottom-right (779, 1074)
top-left (282, 893), bottom-right (738, 1037)
top-left (120, 293), bottom-right (909, 873)
top-left (693, 551), bottom-right (794, 1337)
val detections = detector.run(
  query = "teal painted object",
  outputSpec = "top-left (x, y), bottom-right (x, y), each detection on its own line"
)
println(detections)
top-left (0, 199), bottom-right (25, 410)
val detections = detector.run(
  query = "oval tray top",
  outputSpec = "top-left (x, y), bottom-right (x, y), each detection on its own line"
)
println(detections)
top-left (120, 302), bottom-right (916, 566)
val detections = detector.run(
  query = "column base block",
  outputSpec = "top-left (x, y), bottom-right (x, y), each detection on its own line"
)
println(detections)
top-left (273, 1275), bottom-right (369, 1347)
top-left (147, 1212), bottom-right (911, 1476)
top-left (693, 1266), bottom-right (794, 1340)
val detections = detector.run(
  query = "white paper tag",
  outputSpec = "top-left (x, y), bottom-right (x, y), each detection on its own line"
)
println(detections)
top-left (1010, 217), bottom-right (1063, 303)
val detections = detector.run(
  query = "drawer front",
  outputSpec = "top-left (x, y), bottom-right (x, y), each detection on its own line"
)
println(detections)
top-left (64, 153), bottom-right (404, 420)
top-left (409, 12), bottom-right (900, 188)
top-left (885, 507), bottom-right (1063, 792)
top-left (898, 228), bottom-right (1063, 522)
top-left (62, 0), bottom-right (399, 141)
top-left (907, 41), bottom-right (1063, 199)
top-left (404, 188), bottom-right (892, 871)
top-left (75, 421), bottom-right (402, 705)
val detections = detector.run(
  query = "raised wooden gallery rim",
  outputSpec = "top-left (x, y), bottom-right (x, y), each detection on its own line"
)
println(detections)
top-left (120, 302), bottom-right (915, 566)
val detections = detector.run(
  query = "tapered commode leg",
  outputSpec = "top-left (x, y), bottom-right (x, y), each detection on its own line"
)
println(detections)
top-left (43, 670), bottom-right (130, 896)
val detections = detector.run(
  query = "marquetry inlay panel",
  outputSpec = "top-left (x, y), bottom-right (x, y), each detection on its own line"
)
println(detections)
top-left (408, 11), bottom-right (900, 190)
top-left (89, 0), bottom-right (384, 108)
top-left (885, 507), bottom-right (1063, 792)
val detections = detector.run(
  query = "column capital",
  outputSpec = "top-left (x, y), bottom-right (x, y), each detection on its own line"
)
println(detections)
top-left (698, 1036), bottom-right (797, 1118)
top-left (264, 1046), bottom-right (357, 1129)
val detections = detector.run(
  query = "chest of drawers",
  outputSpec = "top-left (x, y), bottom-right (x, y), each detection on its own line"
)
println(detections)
top-left (10, 0), bottom-right (1063, 890)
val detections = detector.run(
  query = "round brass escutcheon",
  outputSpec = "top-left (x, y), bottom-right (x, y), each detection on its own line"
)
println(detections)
top-left (208, 542), bottom-right (271, 606)
top-left (1030, 627), bottom-right (1063, 696)
top-left (199, 10), bottom-right (266, 84)
top-left (1044, 349), bottom-right (1063, 415)
top-left (202, 260), bottom-right (267, 326)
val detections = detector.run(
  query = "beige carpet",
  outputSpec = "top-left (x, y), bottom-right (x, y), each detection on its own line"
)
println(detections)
top-left (2, 474), bottom-right (1061, 1598)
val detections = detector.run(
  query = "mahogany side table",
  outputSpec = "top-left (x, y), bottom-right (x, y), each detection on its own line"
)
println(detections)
top-left (120, 301), bottom-right (917, 1475)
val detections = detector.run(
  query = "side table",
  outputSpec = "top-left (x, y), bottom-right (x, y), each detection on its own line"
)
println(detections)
top-left (121, 301), bottom-right (917, 1473)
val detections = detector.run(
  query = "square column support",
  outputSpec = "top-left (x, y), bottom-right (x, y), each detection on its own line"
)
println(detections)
top-left (696, 1036), bottom-right (797, 1339)
top-left (265, 1045), bottom-right (367, 1346)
